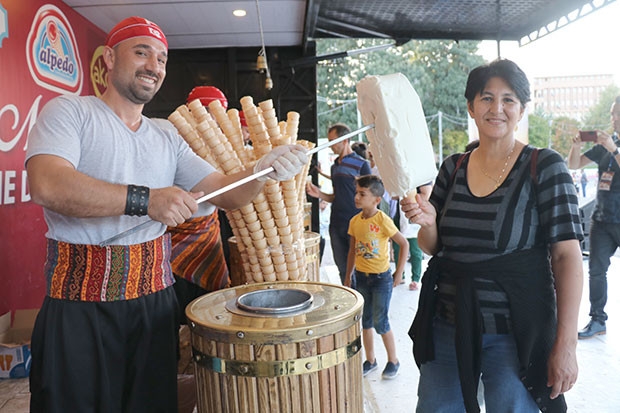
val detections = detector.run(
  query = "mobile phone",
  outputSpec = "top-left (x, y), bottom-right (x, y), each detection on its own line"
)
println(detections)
top-left (579, 130), bottom-right (598, 142)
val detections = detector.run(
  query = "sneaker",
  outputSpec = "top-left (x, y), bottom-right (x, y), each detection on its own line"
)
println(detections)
top-left (578, 319), bottom-right (606, 339)
top-left (362, 360), bottom-right (378, 376)
top-left (382, 361), bottom-right (400, 379)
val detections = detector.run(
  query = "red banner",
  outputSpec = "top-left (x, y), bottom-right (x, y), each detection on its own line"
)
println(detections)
top-left (0, 0), bottom-right (106, 314)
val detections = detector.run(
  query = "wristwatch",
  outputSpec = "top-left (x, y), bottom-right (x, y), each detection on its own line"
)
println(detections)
top-left (613, 148), bottom-right (619, 156)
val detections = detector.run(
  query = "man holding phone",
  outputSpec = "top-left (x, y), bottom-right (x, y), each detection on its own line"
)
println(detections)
top-left (568, 95), bottom-right (620, 338)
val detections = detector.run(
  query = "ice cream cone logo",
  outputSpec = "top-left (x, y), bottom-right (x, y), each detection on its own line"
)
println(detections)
top-left (46, 20), bottom-right (65, 59)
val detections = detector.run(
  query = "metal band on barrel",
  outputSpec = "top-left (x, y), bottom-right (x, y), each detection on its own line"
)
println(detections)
top-left (192, 336), bottom-right (361, 377)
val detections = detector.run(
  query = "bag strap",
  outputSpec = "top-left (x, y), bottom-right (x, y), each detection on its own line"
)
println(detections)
top-left (450, 152), bottom-right (470, 185)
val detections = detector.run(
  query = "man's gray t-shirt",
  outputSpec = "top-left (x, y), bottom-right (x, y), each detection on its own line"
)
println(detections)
top-left (26, 95), bottom-right (215, 245)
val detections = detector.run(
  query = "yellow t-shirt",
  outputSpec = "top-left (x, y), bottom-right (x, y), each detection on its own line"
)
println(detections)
top-left (347, 210), bottom-right (398, 274)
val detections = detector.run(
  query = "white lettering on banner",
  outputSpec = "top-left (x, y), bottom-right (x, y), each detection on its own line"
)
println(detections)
top-left (22, 171), bottom-right (30, 202)
top-left (39, 47), bottom-right (75, 75)
top-left (0, 171), bottom-right (30, 205)
top-left (0, 95), bottom-right (42, 152)
top-left (2, 170), bottom-right (16, 205)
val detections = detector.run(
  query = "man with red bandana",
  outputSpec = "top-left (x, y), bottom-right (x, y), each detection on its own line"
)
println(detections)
top-left (26, 16), bottom-right (308, 412)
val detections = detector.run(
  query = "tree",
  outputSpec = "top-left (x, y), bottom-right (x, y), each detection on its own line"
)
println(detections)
top-left (551, 116), bottom-right (580, 157)
top-left (528, 110), bottom-right (552, 149)
top-left (441, 129), bottom-right (469, 160)
top-left (316, 39), bottom-right (486, 156)
top-left (581, 84), bottom-right (620, 132)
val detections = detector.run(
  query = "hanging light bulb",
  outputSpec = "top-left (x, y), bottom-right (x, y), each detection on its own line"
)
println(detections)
top-left (257, 49), bottom-right (267, 73)
top-left (255, 0), bottom-right (271, 89)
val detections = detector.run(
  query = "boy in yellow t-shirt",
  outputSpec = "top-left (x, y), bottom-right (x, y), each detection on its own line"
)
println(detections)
top-left (345, 175), bottom-right (409, 379)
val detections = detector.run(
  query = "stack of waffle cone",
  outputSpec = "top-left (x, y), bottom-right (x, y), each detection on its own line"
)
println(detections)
top-left (168, 96), bottom-right (315, 284)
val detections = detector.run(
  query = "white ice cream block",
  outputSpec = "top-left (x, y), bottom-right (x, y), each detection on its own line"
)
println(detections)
top-left (356, 73), bottom-right (437, 198)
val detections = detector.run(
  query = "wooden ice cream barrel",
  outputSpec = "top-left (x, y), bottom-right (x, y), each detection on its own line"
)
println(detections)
top-left (186, 282), bottom-right (363, 413)
top-left (228, 236), bottom-right (245, 286)
top-left (303, 231), bottom-right (320, 282)
top-left (228, 232), bottom-right (321, 286)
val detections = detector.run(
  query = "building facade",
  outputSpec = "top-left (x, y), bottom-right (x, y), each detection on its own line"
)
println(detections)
top-left (532, 74), bottom-right (614, 121)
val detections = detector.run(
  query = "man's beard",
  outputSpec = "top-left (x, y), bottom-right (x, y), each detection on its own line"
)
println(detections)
top-left (126, 83), bottom-right (157, 104)
top-left (112, 71), bottom-right (160, 104)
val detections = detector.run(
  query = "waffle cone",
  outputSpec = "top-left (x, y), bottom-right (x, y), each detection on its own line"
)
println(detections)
top-left (167, 96), bottom-right (314, 285)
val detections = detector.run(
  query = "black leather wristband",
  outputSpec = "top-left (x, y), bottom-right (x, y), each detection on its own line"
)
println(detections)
top-left (613, 148), bottom-right (619, 156)
top-left (125, 185), bottom-right (150, 216)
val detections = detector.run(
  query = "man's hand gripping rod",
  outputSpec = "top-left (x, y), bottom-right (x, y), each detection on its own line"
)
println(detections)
top-left (99, 124), bottom-right (374, 246)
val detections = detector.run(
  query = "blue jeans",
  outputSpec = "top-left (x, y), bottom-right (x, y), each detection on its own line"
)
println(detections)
top-left (588, 220), bottom-right (620, 321)
top-left (354, 269), bottom-right (393, 334)
top-left (416, 319), bottom-right (538, 413)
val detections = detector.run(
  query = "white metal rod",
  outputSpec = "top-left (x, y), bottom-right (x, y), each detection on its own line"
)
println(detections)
top-left (99, 123), bottom-right (374, 246)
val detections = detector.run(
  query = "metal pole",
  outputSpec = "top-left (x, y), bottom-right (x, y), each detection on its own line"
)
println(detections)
top-left (438, 111), bottom-right (443, 162)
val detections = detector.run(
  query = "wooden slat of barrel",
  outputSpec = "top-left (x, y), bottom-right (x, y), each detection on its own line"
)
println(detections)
top-left (234, 344), bottom-right (257, 411)
top-left (317, 334), bottom-right (335, 412)
top-left (348, 320), bottom-right (363, 412)
top-left (276, 343), bottom-right (294, 411)
top-left (335, 329), bottom-right (347, 412)
top-left (299, 339), bottom-right (319, 411)
top-left (220, 342), bottom-right (239, 411)
top-left (304, 231), bottom-right (320, 282)
top-left (256, 344), bottom-right (273, 411)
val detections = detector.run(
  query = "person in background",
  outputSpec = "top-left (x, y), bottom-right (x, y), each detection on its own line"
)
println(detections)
top-left (318, 198), bottom-right (331, 262)
top-left (167, 86), bottom-right (231, 324)
top-left (239, 110), bottom-right (251, 145)
top-left (351, 141), bottom-right (368, 160)
top-left (392, 184), bottom-right (432, 290)
top-left (345, 175), bottom-right (409, 379)
top-left (306, 123), bottom-right (371, 285)
top-left (402, 59), bottom-right (583, 412)
top-left (367, 148), bottom-right (379, 175)
top-left (25, 16), bottom-right (308, 412)
top-left (313, 162), bottom-right (332, 180)
top-left (580, 168), bottom-right (588, 198)
top-left (160, 86), bottom-right (235, 413)
top-left (572, 171), bottom-right (580, 195)
top-left (568, 95), bottom-right (620, 339)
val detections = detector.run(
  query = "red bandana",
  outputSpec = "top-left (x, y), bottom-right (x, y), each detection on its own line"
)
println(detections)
top-left (105, 16), bottom-right (167, 49)
top-left (187, 86), bottom-right (228, 109)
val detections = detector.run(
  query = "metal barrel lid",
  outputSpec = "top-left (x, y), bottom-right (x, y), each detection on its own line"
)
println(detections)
top-left (186, 281), bottom-right (364, 343)
top-left (236, 288), bottom-right (313, 315)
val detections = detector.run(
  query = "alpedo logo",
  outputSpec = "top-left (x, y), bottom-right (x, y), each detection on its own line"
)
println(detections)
top-left (26, 4), bottom-right (83, 95)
